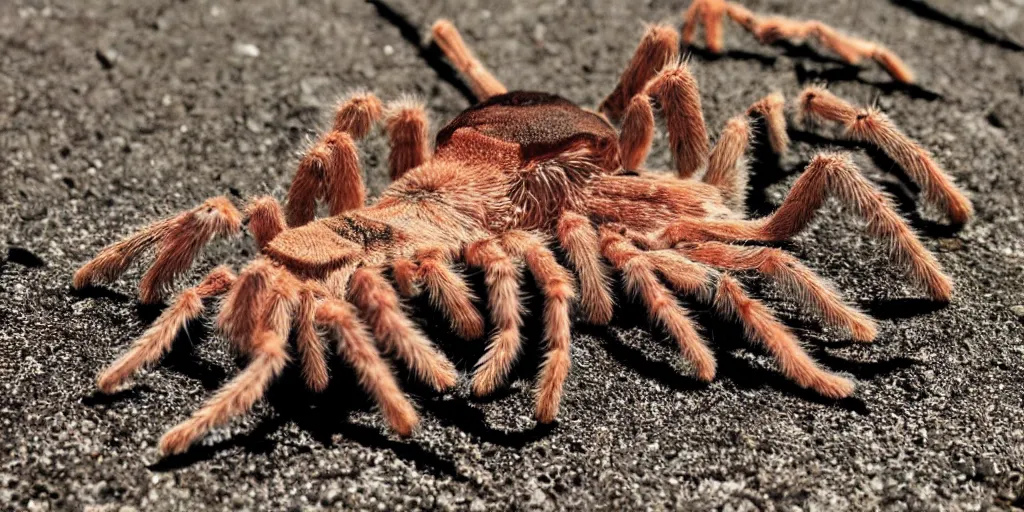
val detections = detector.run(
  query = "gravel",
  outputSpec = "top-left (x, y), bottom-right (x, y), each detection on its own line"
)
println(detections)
top-left (2, 0), bottom-right (1023, 510)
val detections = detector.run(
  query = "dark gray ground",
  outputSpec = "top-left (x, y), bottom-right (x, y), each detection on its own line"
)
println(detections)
top-left (2, 0), bottom-right (1024, 510)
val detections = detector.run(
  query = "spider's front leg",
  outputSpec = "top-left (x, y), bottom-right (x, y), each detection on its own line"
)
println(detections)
top-left (658, 153), bottom-right (953, 301)
top-left (73, 197), bottom-right (243, 304)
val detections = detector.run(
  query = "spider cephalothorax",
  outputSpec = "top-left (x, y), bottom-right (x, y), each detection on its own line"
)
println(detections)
top-left (75, 17), bottom-right (971, 455)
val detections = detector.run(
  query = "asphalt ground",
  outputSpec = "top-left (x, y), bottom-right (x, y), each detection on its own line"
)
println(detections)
top-left (1, 0), bottom-right (1023, 510)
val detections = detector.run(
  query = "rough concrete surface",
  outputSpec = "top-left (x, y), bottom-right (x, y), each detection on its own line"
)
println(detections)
top-left (2, 0), bottom-right (1023, 510)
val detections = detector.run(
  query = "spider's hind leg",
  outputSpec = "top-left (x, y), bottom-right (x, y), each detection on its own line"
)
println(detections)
top-left (431, 19), bottom-right (507, 101)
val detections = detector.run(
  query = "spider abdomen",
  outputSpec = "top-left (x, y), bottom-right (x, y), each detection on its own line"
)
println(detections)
top-left (435, 91), bottom-right (620, 171)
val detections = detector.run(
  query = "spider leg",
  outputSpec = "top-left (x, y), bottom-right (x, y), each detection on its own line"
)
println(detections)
top-left (158, 274), bottom-right (297, 455)
top-left (347, 267), bottom-right (457, 392)
top-left (702, 115), bottom-right (751, 211)
top-left (747, 91), bottom-right (789, 155)
top-left (678, 242), bottom-right (878, 341)
top-left (501, 232), bottom-right (577, 423)
top-left (431, 20), bottom-right (507, 101)
top-left (315, 299), bottom-right (419, 435)
top-left (713, 274), bottom-right (855, 397)
top-left (600, 229), bottom-right (717, 382)
top-left (702, 92), bottom-right (789, 210)
top-left (619, 60), bottom-right (710, 178)
top-left (557, 212), bottom-right (615, 325)
top-left (217, 259), bottom-right (276, 351)
top-left (415, 247), bottom-right (486, 341)
top-left (599, 24), bottom-right (679, 123)
top-left (797, 87), bottom-right (972, 225)
top-left (681, 0), bottom-right (913, 83)
top-left (73, 197), bottom-right (242, 304)
top-left (95, 266), bottom-right (236, 393)
top-left (391, 257), bottom-right (420, 297)
top-left (464, 238), bottom-right (525, 396)
top-left (384, 97), bottom-right (431, 181)
top-left (286, 92), bottom-right (383, 227)
top-left (681, 0), bottom-right (707, 48)
top-left (295, 288), bottom-right (330, 392)
top-left (657, 153), bottom-right (953, 301)
top-left (641, 246), bottom-right (855, 398)
top-left (245, 195), bottom-right (286, 249)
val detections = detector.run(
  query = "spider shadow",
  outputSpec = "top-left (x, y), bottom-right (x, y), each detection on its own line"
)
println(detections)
top-left (684, 46), bottom-right (778, 67)
top-left (82, 295), bottom-right (467, 476)
top-left (859, 297), bottom-right (946, 320)
top-left (68, 284), bottom-right (134, 304)
top-left (585, 288), bottom-right (922, 415)
top-left (888, 0), bottom-right (1024, 53)
top-left (793, 64), bottom-right (944, 101)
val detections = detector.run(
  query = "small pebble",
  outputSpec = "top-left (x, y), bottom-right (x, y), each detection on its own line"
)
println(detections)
top-left (233, 42), bottom-right (260, 58)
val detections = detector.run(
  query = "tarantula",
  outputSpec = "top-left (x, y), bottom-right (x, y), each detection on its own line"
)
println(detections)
top-left (74, 19), bottom-right (971, 455)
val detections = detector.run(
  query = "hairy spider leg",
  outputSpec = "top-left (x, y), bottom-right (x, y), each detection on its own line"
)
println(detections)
top-left (797, 87), bottom-right (973, 225)
top-left (315, 299), bottom-right (419, 435)
top-left (656, 153), bottom-right (953, 301)
top-left (294, 287), bottom-right (330, 392)
top-left (346, 267), bottom-right (458, 392)
top-left (464, 238), bottom-right (525, 396)
top-left (414, 247), bottom-right (485, 340)
top-left (73, 197), bottom-right (242, 304)
top-left (159, 263), bottom-right (299, 455)
top-left (617, 60), bottom-right (710, 178)
top-left (95, 266), bottom-right (237, 393)
top-left (557, 212), bottom-right (615, 325)
top-left (702, 115), bottom-right (751, 211)
top-left (600, 24), bottom-right (679, 123)
top-left (747, 91), bottom-right (790, 155)
top-left (501, 232), bottom-right (577, 423)
top-left (681, 0), bottom-right (914, 83)
top-left (384, 97), bottom-right (432, 181)
top-left (286, 92), bottom-right (382, 227)
top-left (600, 229), bottom-right (717, 382)
top-left (431, 19), bottom-right (508, 101)
top-left (611, 234), bottom-right (856, 398)
top-left (678, 242), bottom-right (878, 341)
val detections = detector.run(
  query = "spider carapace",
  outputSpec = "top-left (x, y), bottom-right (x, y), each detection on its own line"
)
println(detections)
top-left (74, 19), bottom-right (971, 456)
top-left (264, 90), bottom-right (625, 274)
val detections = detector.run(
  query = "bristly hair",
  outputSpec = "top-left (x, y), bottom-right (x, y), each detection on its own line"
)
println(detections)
top-left (508, 148), bottom-right (604, 230)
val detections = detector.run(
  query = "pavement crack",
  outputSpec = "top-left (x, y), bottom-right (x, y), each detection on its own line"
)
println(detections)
top-left (890, 0), bottom-right (1024, 52)
top-left (365, 0), bottom-right (478, 104)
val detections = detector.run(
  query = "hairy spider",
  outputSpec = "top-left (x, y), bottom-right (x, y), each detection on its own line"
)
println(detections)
top-left (74, 19), bottom-right (970, 455)
top-left (681, 0), bottom-right (915, 83)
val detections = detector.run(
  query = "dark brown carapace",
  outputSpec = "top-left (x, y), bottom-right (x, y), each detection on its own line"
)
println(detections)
top-left (74, 17), bottom-right (971, 456)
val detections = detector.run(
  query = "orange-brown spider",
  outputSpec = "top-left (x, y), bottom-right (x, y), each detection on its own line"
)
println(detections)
top-left (74, 19), bottom-right (971, 456)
